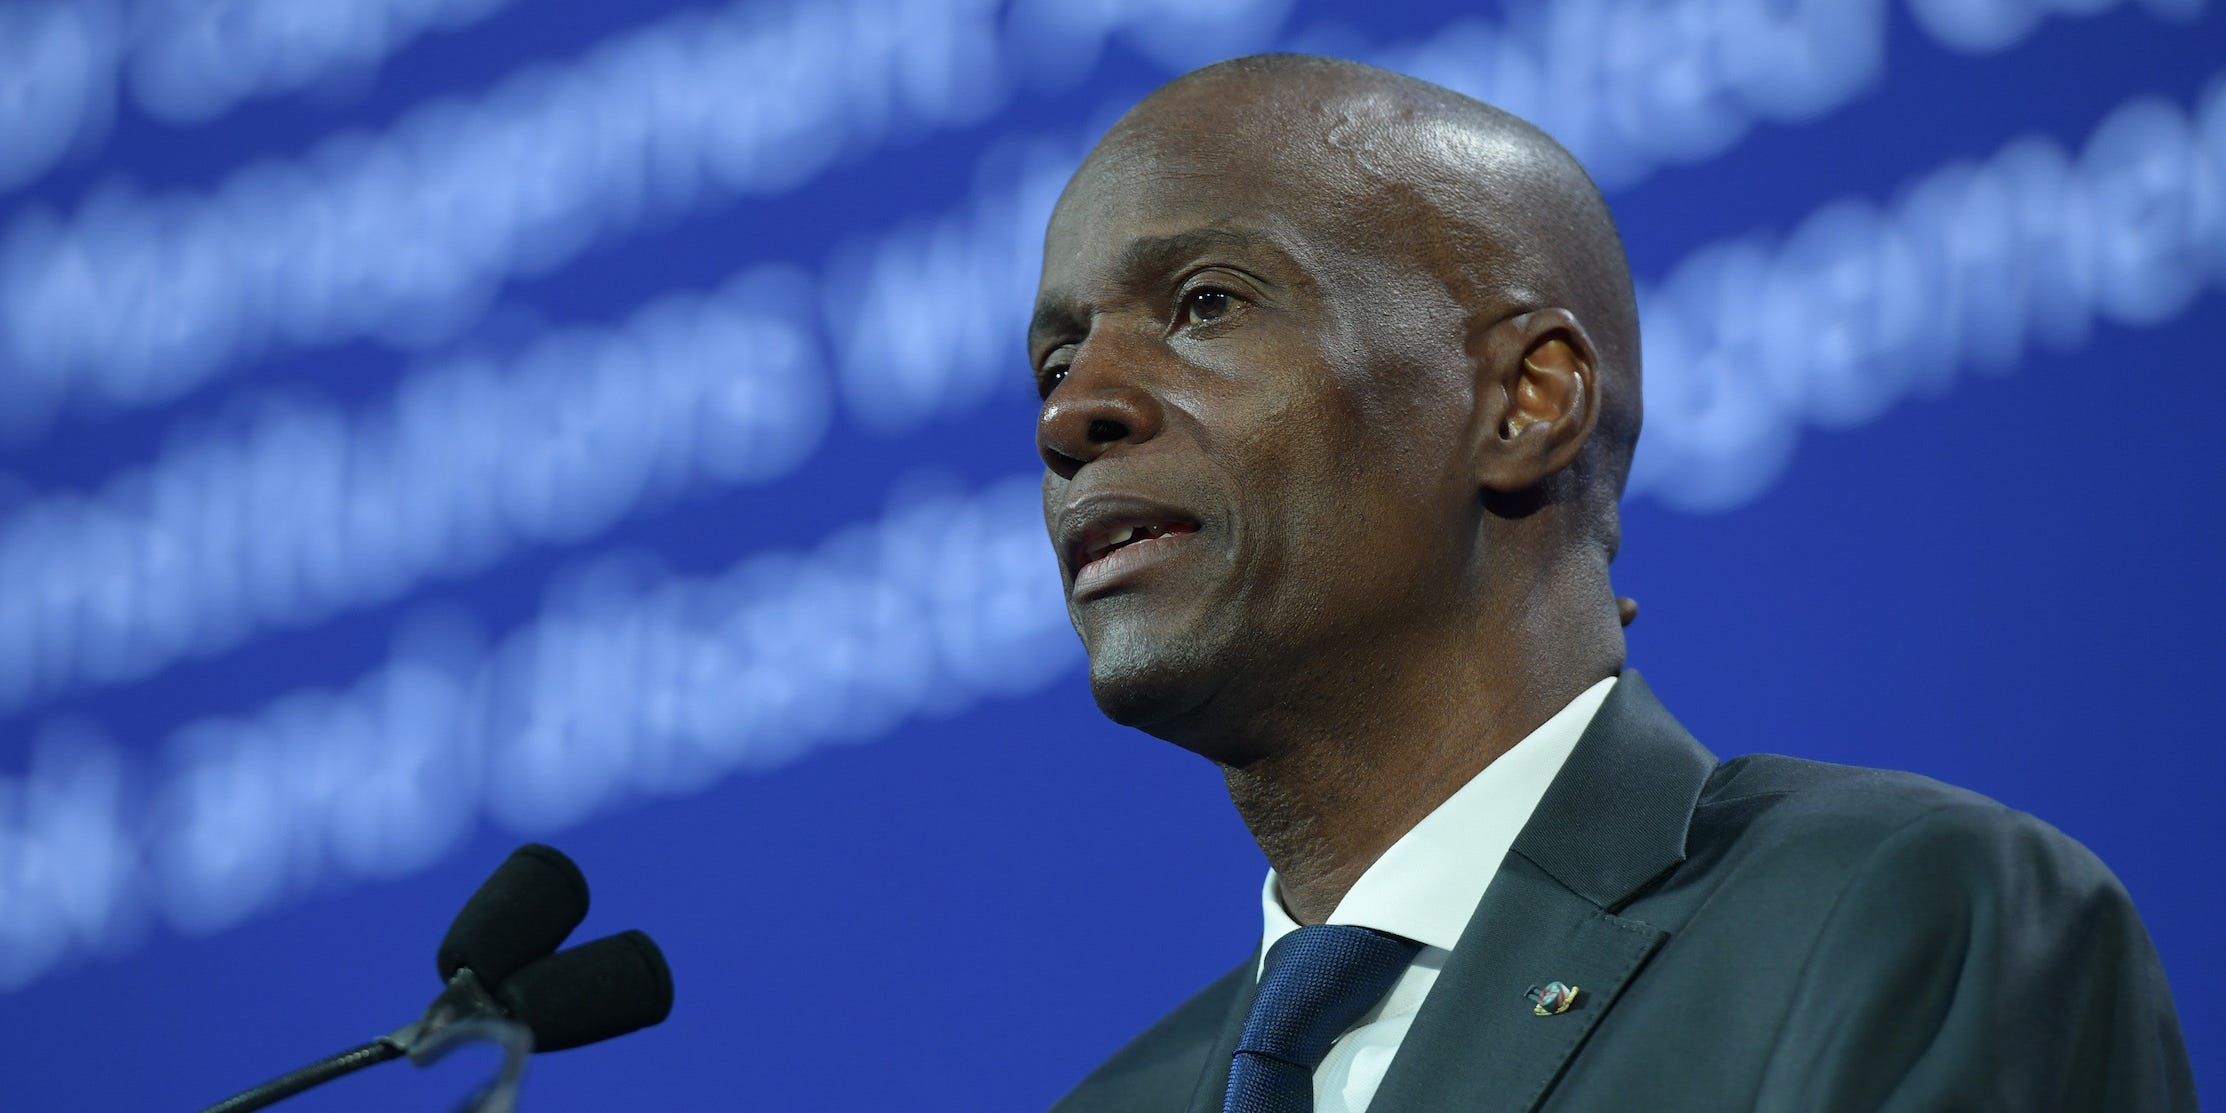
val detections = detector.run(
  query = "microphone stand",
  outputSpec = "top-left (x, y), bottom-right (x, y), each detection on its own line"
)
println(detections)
top-left (196, 968), bottom-right (532, 1113)
top-left (198, 1040), bottom-right (404, 1113)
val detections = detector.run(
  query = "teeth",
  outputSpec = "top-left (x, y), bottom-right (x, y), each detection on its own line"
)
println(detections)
top-left (1088, 522), bottom-right (1188, 565)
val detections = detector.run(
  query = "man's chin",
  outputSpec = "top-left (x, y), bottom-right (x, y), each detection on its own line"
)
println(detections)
top-left (1087, 649), bottom-right (1213, 734)
top-left (1085, 644), bottom-right (1265, 763)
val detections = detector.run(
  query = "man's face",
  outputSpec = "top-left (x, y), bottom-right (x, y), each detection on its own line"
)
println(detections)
top-left (1032, 88), bottom-right (1483, 755)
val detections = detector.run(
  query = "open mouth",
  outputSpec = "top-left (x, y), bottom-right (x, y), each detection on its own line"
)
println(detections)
top-left (1083, 522), bottom-right (1197, 565)
top-left (1073, 518), bottom-right (1201, 596)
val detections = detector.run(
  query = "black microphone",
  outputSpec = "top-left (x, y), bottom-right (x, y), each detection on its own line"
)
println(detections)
top-left (195, 845), bottom-right (672, 1113)
top-left (438, 843), bottom-right (592, 987)
top-left (496, 929), bottom-right (675, 1052)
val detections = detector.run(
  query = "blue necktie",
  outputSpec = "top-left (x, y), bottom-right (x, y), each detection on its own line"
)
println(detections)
top-left (1223, 925), bottom-right (1423, 1113)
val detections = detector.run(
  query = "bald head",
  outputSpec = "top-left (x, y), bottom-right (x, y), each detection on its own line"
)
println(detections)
top-left (1089, 53), bottom-right (1642, 521)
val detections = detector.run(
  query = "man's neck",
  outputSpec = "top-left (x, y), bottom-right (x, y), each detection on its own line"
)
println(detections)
top-left (1221, 613), bottom-right (1622, 925)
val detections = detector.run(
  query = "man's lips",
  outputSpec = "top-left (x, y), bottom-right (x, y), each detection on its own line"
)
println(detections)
top-left (1079, 520), bottom-right (1198, 566)
top-left (1055, 496), bottom-right (1204, 598)
top-left (1073, 522), bottom-right (1200, 597)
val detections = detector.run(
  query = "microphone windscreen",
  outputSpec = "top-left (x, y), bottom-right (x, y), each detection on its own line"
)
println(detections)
top-left (495, 930), bottom-right (674, 1053)
top-left (437, 844), bottom-right (591, 987)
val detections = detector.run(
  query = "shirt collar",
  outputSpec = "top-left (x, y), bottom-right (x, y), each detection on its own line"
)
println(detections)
top-left (1258, 675), bottom-right (1619, 973)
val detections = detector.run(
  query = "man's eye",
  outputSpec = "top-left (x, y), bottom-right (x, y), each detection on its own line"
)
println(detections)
top-left (1182, 288), bottom-right (1236, 326)
top-left (1037, 364), bottom-right (1068, 399)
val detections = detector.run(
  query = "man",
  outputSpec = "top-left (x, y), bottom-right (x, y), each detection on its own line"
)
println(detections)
top-left (1031, 54), bottom-right (2195, 1112)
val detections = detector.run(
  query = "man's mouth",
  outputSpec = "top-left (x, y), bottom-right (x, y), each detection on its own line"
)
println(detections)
top-left (1073, 519), bottom-right (1200, 597)
top-left (1083, 522), bottom-right (1193, 564)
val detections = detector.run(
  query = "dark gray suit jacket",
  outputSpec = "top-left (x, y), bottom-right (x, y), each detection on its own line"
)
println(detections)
top-left (1052, 674), bottom-right (2198, 1112)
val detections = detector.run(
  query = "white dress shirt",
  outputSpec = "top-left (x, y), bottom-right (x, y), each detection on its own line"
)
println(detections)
top-left (1253, 675), bottom-right (1618, 1113)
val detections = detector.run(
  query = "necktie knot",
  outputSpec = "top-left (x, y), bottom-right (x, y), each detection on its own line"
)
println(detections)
top-left (1223, 925), bottom-right (1421, 1113)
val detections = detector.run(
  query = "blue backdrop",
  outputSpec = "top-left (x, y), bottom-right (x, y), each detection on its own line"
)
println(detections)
top-left (1, 1), bottom-right (2219, 1109)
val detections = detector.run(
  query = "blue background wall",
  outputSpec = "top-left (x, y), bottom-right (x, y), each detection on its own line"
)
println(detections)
top-left (1, 1), bottom-right (2219, 1109)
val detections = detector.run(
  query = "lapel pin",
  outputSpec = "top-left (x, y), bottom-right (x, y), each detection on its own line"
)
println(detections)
top-left (1526, 981), bottom-right (1580, 1016)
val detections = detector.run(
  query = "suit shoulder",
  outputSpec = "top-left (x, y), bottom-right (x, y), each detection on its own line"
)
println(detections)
top-left (1708, 751), bottom-right (1995, 814)
top-left (1701, 767), bottom-right (2194, 1111)
top-left (1049, 958), bottom-right (1249, 1113)
top-left (1688, 753), bottom-right (2118, 897)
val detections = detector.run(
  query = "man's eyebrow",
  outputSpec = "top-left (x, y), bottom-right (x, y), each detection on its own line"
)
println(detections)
top-left (1030, 227), bottom-right (1289, 351)
top-left (1028, 296), bottom-right (1084, 356)
top-left (1111, 226), bottom-right (1282, 277)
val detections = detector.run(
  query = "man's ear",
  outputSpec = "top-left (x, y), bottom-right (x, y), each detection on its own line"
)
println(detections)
top-left (1466, 308), bottom-right (1602, 494)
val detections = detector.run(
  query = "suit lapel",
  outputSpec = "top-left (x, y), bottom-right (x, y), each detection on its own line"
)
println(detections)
top-left (1370, 673), bottom-right (1717, 1113)
top-left (1366, 855), bottom-right (1667, 1113)
top-left (1183, 947), bottom-right (1261, 1113)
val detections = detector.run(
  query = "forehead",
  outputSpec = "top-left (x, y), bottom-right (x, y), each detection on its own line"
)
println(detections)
top-left (1057, 88), bottom-right (1366, 226)
top-left (1037, 71), bottom-right (1511, 307)
top-left (1039, 106), bottom-right (1381, 297)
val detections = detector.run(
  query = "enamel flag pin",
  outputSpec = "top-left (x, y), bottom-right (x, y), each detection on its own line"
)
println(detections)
top-left (1526, 981), bottom-right (1580, 1016)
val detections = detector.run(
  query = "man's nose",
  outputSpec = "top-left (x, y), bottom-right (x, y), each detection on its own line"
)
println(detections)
top-left (1036, 343), bottom-right (1164, 479)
